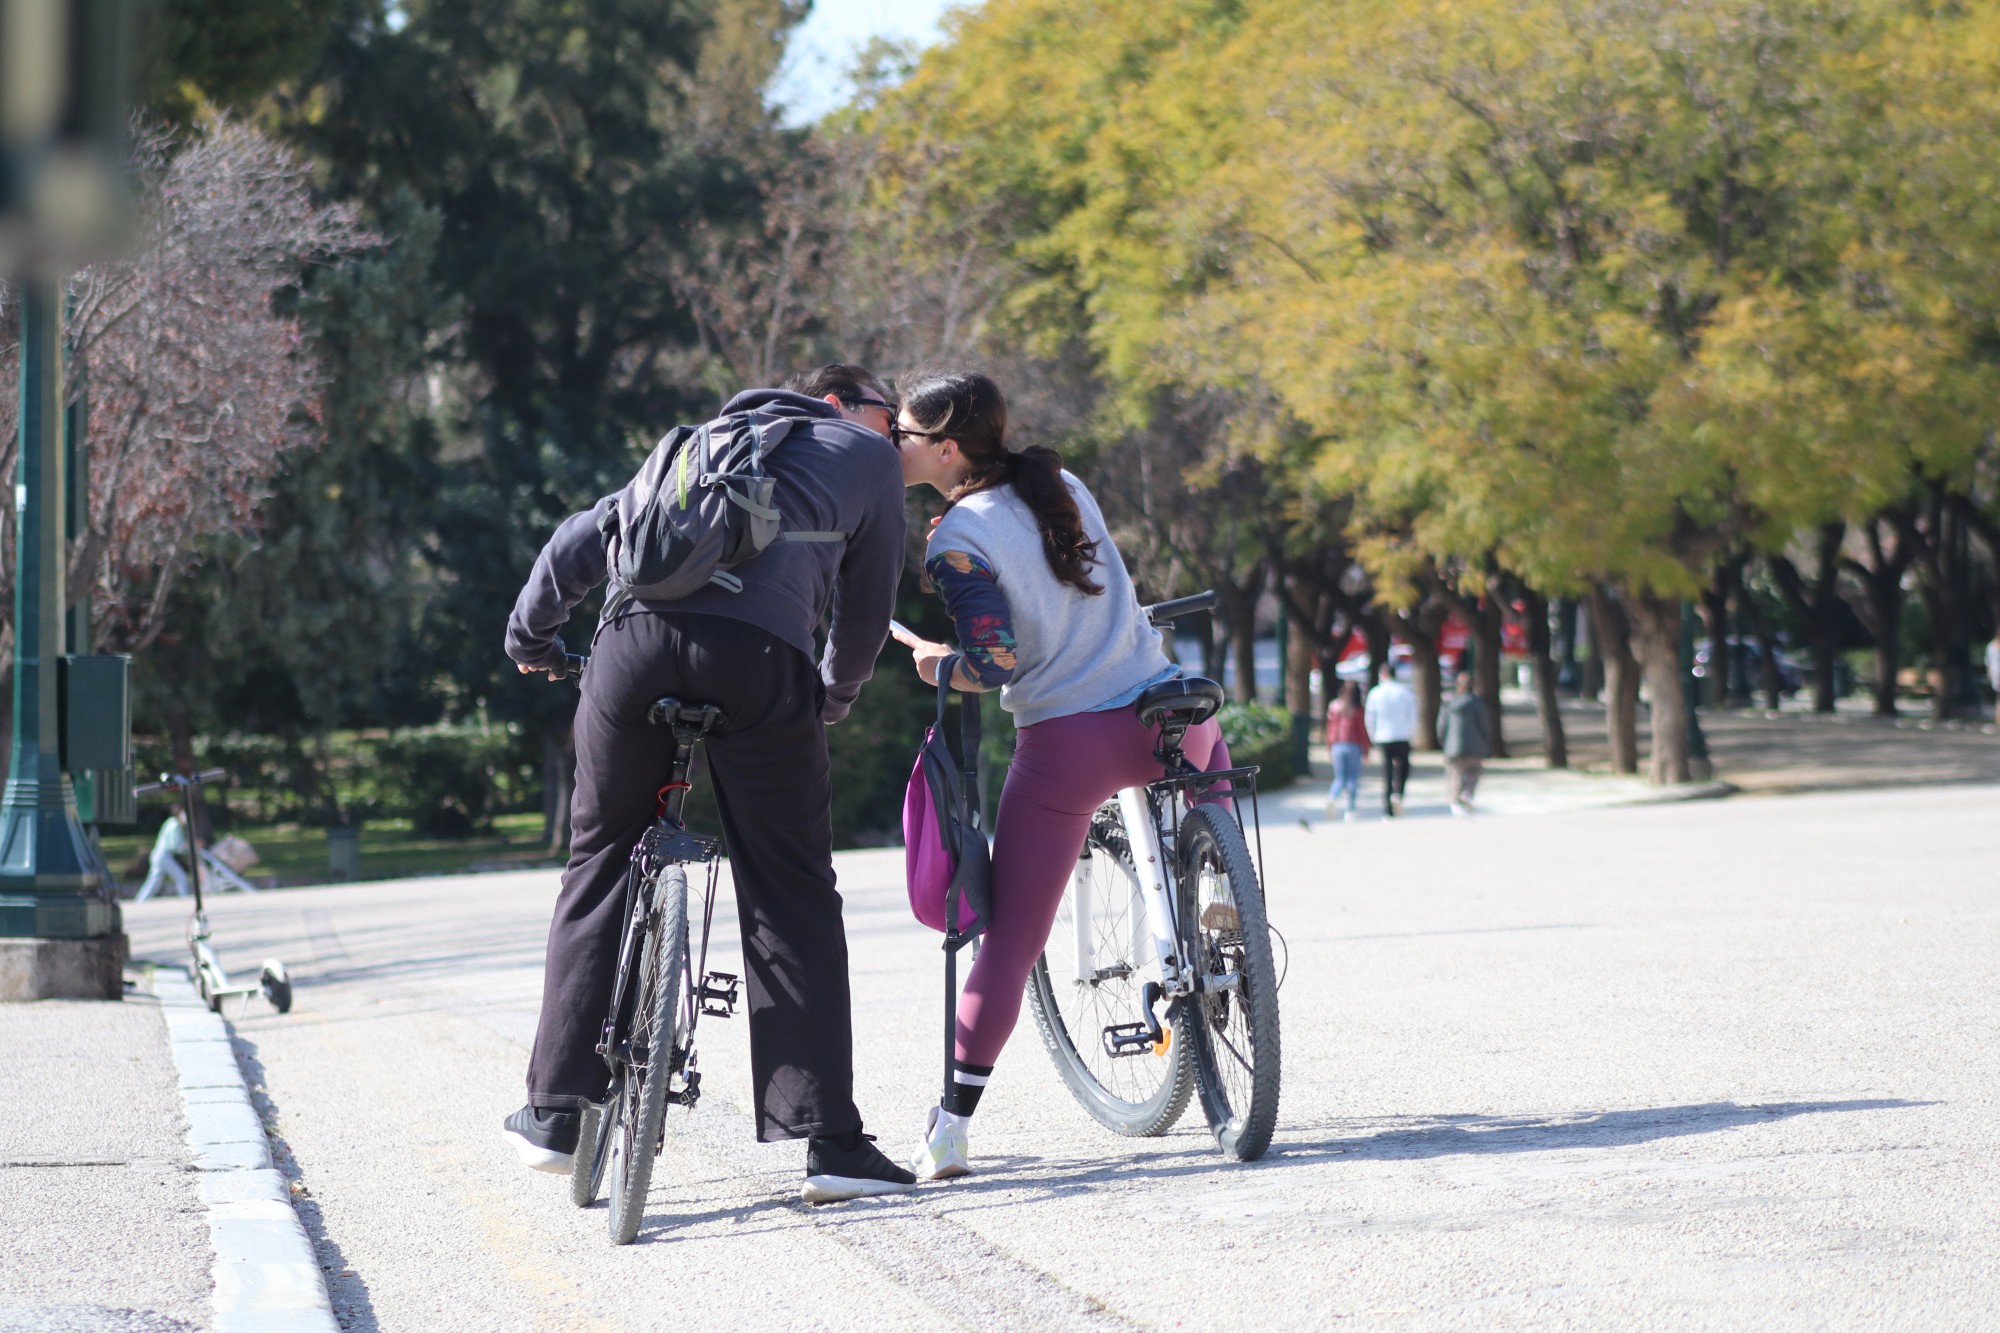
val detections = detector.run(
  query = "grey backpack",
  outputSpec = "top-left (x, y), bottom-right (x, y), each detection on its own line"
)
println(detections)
top-left (598, 409), bottom-right (844, 603)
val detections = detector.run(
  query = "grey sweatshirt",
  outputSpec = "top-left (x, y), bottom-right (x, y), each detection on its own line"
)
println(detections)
top-left (929, 471), bottom-right (1171, 727)
top-left (504, 390), bottom-right (906, 723)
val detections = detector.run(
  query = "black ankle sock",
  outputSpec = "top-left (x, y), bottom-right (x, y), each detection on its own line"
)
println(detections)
top-left (942, 1060), bottom-right (994, 1117)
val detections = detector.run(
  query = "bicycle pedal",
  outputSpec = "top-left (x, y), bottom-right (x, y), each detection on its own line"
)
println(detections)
top-left (1152, 1023), bottom-right (1172, 1057)
top-left (1102, 1022), bottom-right (1158, 1059)
top-left (698, 970), bottom-right (741, 1018)
top-left (671, 1069), bottom-right (702, 1108)
top-left (1200, 901), bottom-right (1241, 932)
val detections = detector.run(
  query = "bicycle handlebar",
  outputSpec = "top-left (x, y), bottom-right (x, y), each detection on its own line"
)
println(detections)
top-left (134, 768), bottom-right (229, 797)
top-left (1144, 591), bottom-right (1218, 627)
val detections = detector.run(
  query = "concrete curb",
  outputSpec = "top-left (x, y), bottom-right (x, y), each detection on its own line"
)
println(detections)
top-left (154, 967), bottom-right (339, 1333)
top-left (1615, 778), bottom-right (1740, 804)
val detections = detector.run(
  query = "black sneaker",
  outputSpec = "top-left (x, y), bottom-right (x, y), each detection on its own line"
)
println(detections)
top-left (802, 1129), bottom-right (918, 1203)
top-left (504, 1104), bottom-right (579, 1174)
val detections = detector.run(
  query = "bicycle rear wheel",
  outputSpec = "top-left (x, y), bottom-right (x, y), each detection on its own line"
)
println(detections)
top-left (605, 866), bottom-right (687, 1245)
top-left (1027, 804), bottom-right (1195, 1136)
top-left (569, 1101), bottom-right (603, 1209)
top-left (1178, 803), bottom-right (1281, 1161)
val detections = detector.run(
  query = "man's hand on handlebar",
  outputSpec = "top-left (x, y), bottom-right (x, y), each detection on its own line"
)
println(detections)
top-left (517, 653), bottom-right (587, 682)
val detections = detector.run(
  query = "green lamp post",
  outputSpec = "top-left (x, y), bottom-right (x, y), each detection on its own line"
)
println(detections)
top-left (1, 0), bottom-right (136, 997)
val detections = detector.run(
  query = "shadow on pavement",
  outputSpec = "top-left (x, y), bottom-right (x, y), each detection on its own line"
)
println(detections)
top-left (1277, 1097), bottom-right (1934, 1164)
top-left (232, 1036), bottom-right (385, 1333)
top-left (915, 1098), bottom-right (1934, 1205)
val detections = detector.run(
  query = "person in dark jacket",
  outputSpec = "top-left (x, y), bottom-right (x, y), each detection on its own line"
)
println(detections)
top-left (501, 364), bottom-right (917, 1203)
top-left (1440, 673), bottom-right (1491, 817)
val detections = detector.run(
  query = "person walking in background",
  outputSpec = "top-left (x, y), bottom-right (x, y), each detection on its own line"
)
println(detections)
top-left (1325, 680), bottom-right (1369, 822)
top-left (1987, 633), bottom-right (1999, 725)
top-left (133, 807), bottom-right (193, 902)
top-left (1441, 673), bottom-right (1491, 817)
top-left (1364, 670), bottom-right (1417, 816)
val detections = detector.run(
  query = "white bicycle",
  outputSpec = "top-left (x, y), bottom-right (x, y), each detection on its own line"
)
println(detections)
top-left (1025, 592), bottom-right (1282, 1161)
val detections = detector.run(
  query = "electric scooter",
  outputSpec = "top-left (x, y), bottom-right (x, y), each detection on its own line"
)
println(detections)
top-left (134, 769), bottom-right (293, 1015)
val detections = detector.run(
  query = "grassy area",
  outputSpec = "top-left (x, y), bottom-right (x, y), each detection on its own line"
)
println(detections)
top-left (102, 811), bottom-right (563, 891)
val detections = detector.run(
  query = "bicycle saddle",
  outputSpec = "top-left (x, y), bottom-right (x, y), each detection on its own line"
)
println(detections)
top-left (1135, 676), bottom-right (1225, 730)
top-left (646, 696), bottom-right (728, 734)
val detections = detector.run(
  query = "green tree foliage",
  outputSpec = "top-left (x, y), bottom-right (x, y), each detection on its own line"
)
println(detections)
top-left (281, 0), bottom-right (814, 846)
top-left (139, 0), bottom-right (345, 119)
top-left (859, 0), bottom-right (2000, 779)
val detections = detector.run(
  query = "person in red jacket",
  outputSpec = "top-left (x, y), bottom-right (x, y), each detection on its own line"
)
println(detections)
top-left (1325, 679), bottom-right (1370, 821)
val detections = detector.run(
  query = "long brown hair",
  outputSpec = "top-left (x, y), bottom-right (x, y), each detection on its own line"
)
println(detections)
top-left (902, 369), bottom-right (1102, 595)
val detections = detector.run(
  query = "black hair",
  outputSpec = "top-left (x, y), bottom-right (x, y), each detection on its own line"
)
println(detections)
top-left (782, 363), bottom-right (888, 408)
top-left (900, 369), bottom-right (1102, 596)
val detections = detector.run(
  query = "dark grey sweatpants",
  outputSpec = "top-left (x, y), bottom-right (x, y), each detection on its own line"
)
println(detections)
top-left (524, 610), bottom-right (861, 1142)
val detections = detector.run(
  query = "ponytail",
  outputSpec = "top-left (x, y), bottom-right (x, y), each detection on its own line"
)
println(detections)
top-left (1006, 445), bottom-right (1102, 596)
top-left (904, 369), bottom-right (1104, 596)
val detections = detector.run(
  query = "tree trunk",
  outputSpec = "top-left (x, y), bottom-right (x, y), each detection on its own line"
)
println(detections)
top-left (1410, 636), bottom-right (1443, 752)
top-left (1628, 593), bottom-right (1691, 785)
top-left (1520, 589), bottom-right (1568, 768)
top-left (541, 724), bottom-right (575, 857)
top-left (1769, 526), bottom-right (1843, 713)
top-left (1286, 617), bottom-right (1314, 775)
top-left (1588, 586), bottom-right (1640, 774)
top-left (1699, 570), bottom-right (1731, 710)
top-left (1840, 515), bottom-right (1910, 718)
top-left (1737, 584), bottom-right (1785, 710)
top-left (1215, 564), bottom-right (1265, 704)
top-left (1363, 615), bottom-right (1390, 687)
top-left (1472, 599), bottom-right (1508, 759)
top-left (1577, 595), bottom-right (1604, 702)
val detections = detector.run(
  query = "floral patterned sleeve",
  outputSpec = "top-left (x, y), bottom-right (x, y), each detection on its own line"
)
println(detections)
top-left (923, 547), bottom-right (1018, 688)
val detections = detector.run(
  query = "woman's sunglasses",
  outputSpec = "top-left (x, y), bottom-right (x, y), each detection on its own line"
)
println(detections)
top-left (890, 423), bottom-right (948, 447)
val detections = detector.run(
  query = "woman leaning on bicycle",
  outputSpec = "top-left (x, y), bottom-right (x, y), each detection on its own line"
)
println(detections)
top-left (887, 370), bottom-right (1235, 1180)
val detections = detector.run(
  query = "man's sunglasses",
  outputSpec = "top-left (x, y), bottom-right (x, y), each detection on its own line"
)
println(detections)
top-left (844, 395), bottom-right (896, 416)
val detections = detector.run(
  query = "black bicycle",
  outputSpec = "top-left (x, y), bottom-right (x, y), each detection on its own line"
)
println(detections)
top-left (1025, 591), bottom-right (1283, 1161)
top-left (552, 656), bottom-right (741, 1245)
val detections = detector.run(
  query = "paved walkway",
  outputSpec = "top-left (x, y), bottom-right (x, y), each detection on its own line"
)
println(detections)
top-left (7, 697), bottom-right (1994, 1330)
top-left (115, 783), bottom-right (2000, 1330)
top-left (0, 970), bottom-right (209, 1333)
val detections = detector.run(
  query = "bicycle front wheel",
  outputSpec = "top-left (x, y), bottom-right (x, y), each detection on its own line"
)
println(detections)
top-left (1178, 802), bottom-right (1280, 1161)
top-left (606, 866), bottom-right (687, 1245)
top-left (1026, 803), bottom-right (1195, 1137)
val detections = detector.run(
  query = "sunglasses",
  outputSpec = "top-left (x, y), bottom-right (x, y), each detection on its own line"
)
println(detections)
top-left (890, 423), bottom-right (948, 447)
top-left (846, 395), bottom-right (896, 416)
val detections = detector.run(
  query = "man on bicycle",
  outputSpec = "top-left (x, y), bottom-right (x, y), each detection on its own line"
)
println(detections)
top-left (502, 364), bottom-right (917, 1202)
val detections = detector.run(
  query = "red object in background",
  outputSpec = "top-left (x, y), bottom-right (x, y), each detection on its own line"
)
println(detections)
top-left (1331, 603), bottom-right (1530, 674)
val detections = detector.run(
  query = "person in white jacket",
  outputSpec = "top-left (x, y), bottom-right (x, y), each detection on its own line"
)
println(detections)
top-left (1365, 674), bottom-right (1419, 816)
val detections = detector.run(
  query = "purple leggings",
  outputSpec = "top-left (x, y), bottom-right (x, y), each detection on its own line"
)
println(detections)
top-left (955, 706), bottom-right (1231, 1068)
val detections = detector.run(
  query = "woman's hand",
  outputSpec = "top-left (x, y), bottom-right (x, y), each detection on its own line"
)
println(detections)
top-left (891, 621), bottom-right (957, 686)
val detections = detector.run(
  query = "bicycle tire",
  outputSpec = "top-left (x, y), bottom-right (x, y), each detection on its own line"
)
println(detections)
top-left (606, 866), bottom-right (687, 1245)
top-left (569, 1101), bottom-right (603, 1209)
top-left (1027, 803), bottom-right (1195, 1137)
top-left (1178, 803), bottom-right (1281, 1161)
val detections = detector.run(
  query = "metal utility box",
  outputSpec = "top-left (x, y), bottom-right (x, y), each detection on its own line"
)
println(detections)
top-left (59, 655), bottom-right (136, 825)
top-left (60, 655), bottom-right (132, 769)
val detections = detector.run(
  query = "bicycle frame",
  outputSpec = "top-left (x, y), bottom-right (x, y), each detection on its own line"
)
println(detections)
top-left (1073, 761), bottom-right (1266, 1029)
top-left (595, 702), bottom-right (736, 1113)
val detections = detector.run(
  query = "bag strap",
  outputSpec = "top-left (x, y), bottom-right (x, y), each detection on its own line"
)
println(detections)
top-left (937, 655), bottom-right (971, 1108)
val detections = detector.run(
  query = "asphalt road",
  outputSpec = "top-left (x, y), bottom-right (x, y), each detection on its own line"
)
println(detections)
top-left (125, 784), bottom-right (2000, 1331)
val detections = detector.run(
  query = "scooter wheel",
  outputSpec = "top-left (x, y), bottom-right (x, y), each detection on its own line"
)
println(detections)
top-left (259, 962), bottom-right (292, 1014)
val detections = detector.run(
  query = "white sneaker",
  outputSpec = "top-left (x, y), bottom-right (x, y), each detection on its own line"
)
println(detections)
top-left (909, 1105), bottom-right (971, 1181)
top-left (1450, 802), bottom-right (1468, 818)
top-left (1343, 808), bottom-right (1357, 823)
